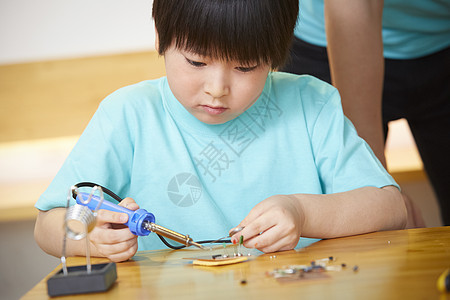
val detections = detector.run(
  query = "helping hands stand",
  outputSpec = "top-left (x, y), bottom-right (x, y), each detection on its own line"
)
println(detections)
top-left (47, 186), bottom-right (117, 297)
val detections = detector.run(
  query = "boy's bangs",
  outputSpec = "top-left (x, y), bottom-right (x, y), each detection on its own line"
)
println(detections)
top-left (174, 3), bottom-right (271, 66)
top-left (154, 1), bottom-right (298, 68)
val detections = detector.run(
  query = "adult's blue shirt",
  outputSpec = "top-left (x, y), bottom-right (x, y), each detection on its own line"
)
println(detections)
top-left (295, 0), bottom-right (450, 59)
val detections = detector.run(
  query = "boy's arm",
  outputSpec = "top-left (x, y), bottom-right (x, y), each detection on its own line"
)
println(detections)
top-left (297, 185), bottom-right (406, 238)
top-left (232, 186), bottom-right (406, 253)
top-left (324, 0), bottom-right (386, 166)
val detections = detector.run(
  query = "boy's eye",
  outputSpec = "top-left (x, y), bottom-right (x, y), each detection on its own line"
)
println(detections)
top-left (185, 58), bottom-right (206, 67)
top-left (235, 65), bottom-right (258, 73)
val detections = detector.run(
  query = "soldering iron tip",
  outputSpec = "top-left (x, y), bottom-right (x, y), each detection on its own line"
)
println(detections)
top-left (190, 241), bottom-right (205, 249)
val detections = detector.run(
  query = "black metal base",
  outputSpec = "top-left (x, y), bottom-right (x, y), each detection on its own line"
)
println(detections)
top-left (47, 262), bottom-right (117, 297)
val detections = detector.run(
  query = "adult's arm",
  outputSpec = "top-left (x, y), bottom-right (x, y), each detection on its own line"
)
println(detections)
top-left (324, 0), bottom-right (386, 166)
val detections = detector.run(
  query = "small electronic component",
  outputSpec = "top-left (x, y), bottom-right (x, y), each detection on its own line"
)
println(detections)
top-left (231, 235), bottom-right (245, 257)
top-left (267, 257), bottom-right (350, 282)
top-left (238, 235), bottom-right (244, 255)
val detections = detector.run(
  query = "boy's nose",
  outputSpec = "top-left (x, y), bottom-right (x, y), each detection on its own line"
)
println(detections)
top-left (204, 71), bottom-right (230, 98)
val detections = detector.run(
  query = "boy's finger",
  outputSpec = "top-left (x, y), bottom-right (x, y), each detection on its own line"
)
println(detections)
top-left (104, 240), bottom-right (139, 262)
top-left (119, 197), bottom-right (140, 210)
top-left (256, 234), bottom-right (294, 253)
top-left (245, 225), bottom-right (287, 250)
top-left (237, 203), bottom-right (266, 229)
top-left (96, 209), bottom-right (128, 225)
top-left (94, 227), bottom-right (136, 245)
top-left (231, 215), bottom-right (275, 244)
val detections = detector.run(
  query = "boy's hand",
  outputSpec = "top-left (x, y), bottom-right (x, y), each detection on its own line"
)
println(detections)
top-left (89, 197), bottom-right (139, 262)
top-left (230, 195), bottom-right (304, 253)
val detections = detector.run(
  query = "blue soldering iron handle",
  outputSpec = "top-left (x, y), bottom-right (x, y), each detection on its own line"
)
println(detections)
top-left (75, 192), bottom-right (155, 236)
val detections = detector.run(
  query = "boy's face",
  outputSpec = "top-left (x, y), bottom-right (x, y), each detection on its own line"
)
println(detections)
top-left (164, 45), bottom-right (270, 124)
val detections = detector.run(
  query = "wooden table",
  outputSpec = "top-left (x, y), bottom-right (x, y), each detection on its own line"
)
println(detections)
top-left (23, 227), bottom-right (450, 299)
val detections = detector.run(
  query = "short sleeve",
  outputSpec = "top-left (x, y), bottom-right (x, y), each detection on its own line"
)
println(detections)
top-left (310, 89), bottom-right (398, 194)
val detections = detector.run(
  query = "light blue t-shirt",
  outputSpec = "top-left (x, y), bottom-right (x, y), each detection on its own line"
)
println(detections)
top-left (295, 0), bottom-right (450, 59)
top-left (36, 72), bottom-right (397, 251)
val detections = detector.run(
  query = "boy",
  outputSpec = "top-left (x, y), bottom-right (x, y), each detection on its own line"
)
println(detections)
top-left (34, 0), bottom-right (406, 263)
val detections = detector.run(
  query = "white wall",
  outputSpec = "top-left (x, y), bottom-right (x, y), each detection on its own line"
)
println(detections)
top-left (0, 0), bottom-right (155, 65)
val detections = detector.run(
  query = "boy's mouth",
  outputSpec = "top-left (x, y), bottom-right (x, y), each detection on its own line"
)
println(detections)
top-left (200, 105), bottom-right (228, 115)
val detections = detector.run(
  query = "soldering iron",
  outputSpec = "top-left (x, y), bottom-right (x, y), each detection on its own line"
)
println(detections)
top-left (72, 182), bottom-right (207, 249)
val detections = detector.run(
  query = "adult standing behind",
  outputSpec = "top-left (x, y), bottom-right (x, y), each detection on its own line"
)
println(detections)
top-left (282, 0), bottom-right (450, 226)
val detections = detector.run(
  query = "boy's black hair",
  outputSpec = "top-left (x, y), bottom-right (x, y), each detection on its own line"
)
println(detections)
top-left (152, 0), bottom-right (299, 69)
